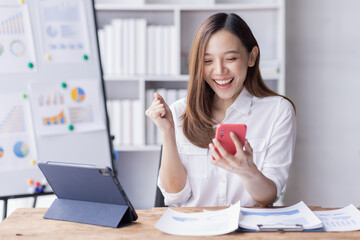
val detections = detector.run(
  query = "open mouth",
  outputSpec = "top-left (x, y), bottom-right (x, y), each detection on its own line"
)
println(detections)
top-left (213, 78), bottom-right (234, 86)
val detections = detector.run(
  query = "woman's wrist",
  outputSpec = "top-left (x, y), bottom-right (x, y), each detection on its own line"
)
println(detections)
top-left (161, 127), bottom-right (176, 140)
top-left (233, 160), bottom-right (258, 179)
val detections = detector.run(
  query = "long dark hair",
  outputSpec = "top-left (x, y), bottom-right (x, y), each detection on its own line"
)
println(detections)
top-left (181, 13), bottom-right (295, 148)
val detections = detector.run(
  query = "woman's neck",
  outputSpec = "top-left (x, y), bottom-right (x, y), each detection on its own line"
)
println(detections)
top-left (211, 89), bottom-right (242, 123)
top-left (211, 96), bottom-right (233, 123)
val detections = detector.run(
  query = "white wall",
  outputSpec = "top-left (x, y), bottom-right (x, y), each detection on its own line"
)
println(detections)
top-left (285, 0), bottom-right (360, 207)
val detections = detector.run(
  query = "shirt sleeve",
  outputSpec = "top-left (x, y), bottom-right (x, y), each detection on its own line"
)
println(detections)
top-left (157, 176), bottom-right (192, 206)
top-left (261, 98), bottom-right (297, 200)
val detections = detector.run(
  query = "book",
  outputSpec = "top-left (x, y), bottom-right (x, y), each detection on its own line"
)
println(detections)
top-left (170, 26), bottom-right (178, 75)
top-left (132, 99), bottom-right (144, 146)
top-left (122, 99), bottom-right (132, 145)
top-left (128, 19), bottom-right (136, 75)
top-left (136, 18), bottom-right (147, 75)
top-left (122, 19), bottom-right (130, 76)
top-left (166, 89), bottom-right (178, 106)
top-left (112, 19), bottom-right (124, 75)
top-left (147, 25), bottom-right (155, 75)
top-left (145, 89), bottom-right (156, 145)
top-left (163, 26), bottom-right (170, 75)
top-left (154, 25), bottom-right (163, 75)
top-left (104, 24), bottom-right (114, 75)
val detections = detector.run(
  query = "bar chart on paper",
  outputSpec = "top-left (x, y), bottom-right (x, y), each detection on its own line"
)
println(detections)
top-left (314, 204), bottom-right (360, 231)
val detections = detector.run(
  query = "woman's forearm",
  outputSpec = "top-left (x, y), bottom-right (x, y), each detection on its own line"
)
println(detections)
top-left (159, 131), bottom-right (187, 193)
top-left (241, 168), bottom-right (277, 207)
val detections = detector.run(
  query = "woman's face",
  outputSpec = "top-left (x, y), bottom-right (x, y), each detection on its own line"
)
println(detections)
top-left (203, 29), bottom-right (256, 105)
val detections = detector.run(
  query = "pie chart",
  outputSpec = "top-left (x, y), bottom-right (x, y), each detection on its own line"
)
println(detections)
top-left (71, 87), bottom-right (85, 102)
top-left (13, 141), bottom-right (29, 158)
top-left (10, 40), bottom-right (25, 57)
top-left (0, 146), bottom-right (4, 158)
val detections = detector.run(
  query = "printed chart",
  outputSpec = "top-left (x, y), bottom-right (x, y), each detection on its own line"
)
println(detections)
top-left (0, 3), bottom-right (36, 73)
top-left (38, 0), bottom-right (90, 63)
top-left (0, 93), bottom-right (36, 173)
top-left (29, 80), bottom-right (105, 135)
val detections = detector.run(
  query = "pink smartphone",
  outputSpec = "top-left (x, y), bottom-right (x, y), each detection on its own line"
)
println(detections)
top-left (215, 124), bottom-right (247, 155)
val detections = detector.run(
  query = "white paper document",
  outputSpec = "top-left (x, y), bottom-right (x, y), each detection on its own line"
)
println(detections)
top-left (238, 201), bottom-right (323, 231)
top-left (313, 204), bottom-right (360, 232)
top-left (155, 201), bottom-right (240, 236)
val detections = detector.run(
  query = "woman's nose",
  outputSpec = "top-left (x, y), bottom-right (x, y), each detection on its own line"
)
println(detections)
top-left (213, 60), bottom-right (226, 75)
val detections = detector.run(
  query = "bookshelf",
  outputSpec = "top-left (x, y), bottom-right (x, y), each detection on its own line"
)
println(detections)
top-left (96, 0), bottom-right (285, 150)
top-left (94, 0), bottom-right (285, 209)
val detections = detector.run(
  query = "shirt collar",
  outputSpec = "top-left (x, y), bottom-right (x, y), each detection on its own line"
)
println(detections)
top-left (228, 87), bottom-right (253, 115)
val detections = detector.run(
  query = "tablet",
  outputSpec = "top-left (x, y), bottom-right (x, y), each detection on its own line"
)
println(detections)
top-left (38, 161), bottom-right (137, 228)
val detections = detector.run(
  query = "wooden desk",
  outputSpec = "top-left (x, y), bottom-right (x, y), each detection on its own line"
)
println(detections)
top-left (0, 207), bottom-right (359, 239)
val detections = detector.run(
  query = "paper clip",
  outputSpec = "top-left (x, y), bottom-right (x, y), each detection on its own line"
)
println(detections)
top-left (257, 224), bottom-right (303, 232)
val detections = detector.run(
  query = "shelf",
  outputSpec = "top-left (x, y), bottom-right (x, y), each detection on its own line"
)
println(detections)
top-left (98, 0), bottom-right (285, 150)
top-left (95, 4), bottom-right (176, 11)
top-left (103, 74), bottom-right (189, 82)
top-left (114, 145), bottom-right (162, 152)
top-left (95, 3), bottom-right (280, 11)
top-left (104, 72), bottom-right (279, 82)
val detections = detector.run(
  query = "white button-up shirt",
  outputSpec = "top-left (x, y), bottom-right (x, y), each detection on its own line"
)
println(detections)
top-left (158, 88), bottom-right (296, 207)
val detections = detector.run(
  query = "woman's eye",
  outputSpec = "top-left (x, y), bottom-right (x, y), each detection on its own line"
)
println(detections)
top-left (204, 60), bottom-right (212, 64)
top-left (226, 58), bottom-right (237, 61)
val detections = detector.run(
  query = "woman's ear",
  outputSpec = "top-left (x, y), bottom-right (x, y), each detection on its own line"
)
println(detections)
top-left (248, 46), bottom-right (259, 67)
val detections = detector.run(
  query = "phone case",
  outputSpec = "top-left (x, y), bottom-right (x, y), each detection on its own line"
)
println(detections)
top-left (215, 124), bottom-right (247, 155)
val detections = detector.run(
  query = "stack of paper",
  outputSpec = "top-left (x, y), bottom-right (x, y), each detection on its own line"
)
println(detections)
top-left (155, 201), bottom-right (360, 236)
top-left (155, 201), bottom-right (240, 236)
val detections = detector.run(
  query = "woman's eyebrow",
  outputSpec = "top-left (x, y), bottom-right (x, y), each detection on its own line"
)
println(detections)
top-left (204, 50), bottom-right (240, 56)
top-left (224, 50), bottom-right (240, 54)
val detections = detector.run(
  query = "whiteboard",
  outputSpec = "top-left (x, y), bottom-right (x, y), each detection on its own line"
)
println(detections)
top-left (0, 0), bottom-right (114, 197)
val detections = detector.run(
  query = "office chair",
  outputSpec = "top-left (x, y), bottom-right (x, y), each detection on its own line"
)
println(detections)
top-left (154, 145), bottom-right (167, 207)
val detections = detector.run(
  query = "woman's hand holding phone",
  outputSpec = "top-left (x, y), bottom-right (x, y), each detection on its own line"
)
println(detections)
top-left (209, 124), bottom-right (256, 176)
top-left (145, 93), bottom-right (174, 134)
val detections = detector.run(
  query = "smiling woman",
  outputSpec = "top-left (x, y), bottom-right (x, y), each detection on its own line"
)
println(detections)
top-left (202, 29), bottom-right (258, 122)
top-left (145, 12), bottom-right (297, 208)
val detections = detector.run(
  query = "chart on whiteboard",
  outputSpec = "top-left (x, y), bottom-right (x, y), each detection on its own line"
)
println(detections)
top-left (0, 93), bottom-right (37, 173)
top-left (28, 80), bottom-right (105, 136)
top-left (37, 0), bottom-right (90, 63)
top-left (0, 4), bottom-right (36, 74)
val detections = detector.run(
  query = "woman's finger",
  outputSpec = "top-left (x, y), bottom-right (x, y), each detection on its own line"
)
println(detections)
top-left (230, 132), bottom-right (245, 156)
top-left (244, 139), bottom-right (253, 155)
top-left (209, 143), bottom-right (221, 160)
top-left (150, 104), bottom-right (165, 111)
top-left (212, 138), bottom-right (233, 161)
top-left (154, 92), bottom-right (164, 102)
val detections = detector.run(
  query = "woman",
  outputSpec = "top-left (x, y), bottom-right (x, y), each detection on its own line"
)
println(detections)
top-left (145, 13), bottom-right (296, 207)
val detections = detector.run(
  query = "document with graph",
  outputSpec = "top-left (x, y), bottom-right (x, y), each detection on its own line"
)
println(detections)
top-left (155, 201), bottom-right (240, 236)
top-left (313, 204), bottom-right (360, 232)
top-left (238, 201), bottom-right (323, 232)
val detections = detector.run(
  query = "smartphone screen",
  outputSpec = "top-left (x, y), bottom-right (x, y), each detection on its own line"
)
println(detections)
top-left (215, 124), bottom-right (247, 155)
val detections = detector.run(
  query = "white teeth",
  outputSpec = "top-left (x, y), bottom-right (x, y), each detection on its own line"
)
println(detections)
top-left (214, 78), bottom-right (232, 85)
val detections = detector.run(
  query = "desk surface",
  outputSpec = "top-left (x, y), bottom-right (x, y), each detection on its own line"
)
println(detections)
top-left (0, 207), bottom-right (360, 240)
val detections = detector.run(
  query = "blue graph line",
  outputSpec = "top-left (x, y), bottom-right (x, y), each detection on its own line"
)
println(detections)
top-left (241, 209), bottom-right (300, 216)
